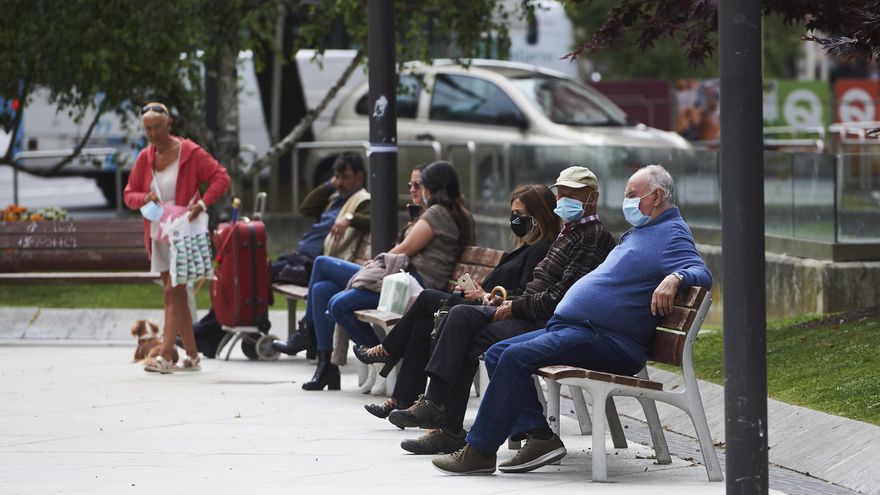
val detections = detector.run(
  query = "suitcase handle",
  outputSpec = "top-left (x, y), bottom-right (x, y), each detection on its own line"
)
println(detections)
top-left (254, 192), bottom-right (267, 221)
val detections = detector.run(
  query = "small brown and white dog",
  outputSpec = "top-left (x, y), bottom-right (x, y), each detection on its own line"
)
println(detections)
top-left (131, 320), bottom-right (179, 363)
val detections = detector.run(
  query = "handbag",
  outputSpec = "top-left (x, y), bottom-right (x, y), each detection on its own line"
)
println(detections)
top-left (376, 271), bottom-right (423, 314)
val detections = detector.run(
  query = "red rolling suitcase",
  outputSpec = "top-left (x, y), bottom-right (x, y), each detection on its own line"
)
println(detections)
top-left (210, 218), bottom-right (272, 332)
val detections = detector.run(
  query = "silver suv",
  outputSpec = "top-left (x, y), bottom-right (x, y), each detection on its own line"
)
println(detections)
top-left (302, 59), bottom-right (690, 207)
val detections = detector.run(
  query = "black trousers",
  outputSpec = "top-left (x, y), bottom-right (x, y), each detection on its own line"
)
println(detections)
top-left (381, 289), bottom-right (471, 405)
top-left (424, 304), bottom-right (540, 432)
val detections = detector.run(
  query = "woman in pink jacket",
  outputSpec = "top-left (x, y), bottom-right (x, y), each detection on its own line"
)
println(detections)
top-left (124, 102), bottom-right (230, 374)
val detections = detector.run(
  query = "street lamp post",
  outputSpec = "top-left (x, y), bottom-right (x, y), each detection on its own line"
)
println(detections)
top-left (719, 1), bottom-right (769, 493)
top-left (367, 0), bottom-right (398, 255)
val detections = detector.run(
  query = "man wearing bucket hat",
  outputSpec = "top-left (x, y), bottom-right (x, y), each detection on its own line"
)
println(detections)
top-left (388, 166), bottom-right (616, 455)
top-left (431, 164), bottom-right (713, 475)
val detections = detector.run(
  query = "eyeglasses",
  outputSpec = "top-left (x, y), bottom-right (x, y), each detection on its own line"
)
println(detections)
top-left (407, 181), bottom-right (422, 190)
top-left (141, 104), bottom-right (167, 115)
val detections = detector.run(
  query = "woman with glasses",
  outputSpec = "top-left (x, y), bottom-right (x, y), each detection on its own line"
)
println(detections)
top-left (358, 184), bottom-right (559, 424)
top-left (300, 160), bottom-right (474, 391)
top-left (123, 102), bottom-right (230, 374)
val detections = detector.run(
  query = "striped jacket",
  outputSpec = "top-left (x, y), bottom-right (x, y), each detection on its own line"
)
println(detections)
top-left (510, 220), bottom-right (615, 322)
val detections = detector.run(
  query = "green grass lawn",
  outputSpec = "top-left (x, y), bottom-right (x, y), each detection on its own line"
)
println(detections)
top-left (682, 311), bottom-right (880, 425)
top-left (0, 283), bottom-right (287, 310)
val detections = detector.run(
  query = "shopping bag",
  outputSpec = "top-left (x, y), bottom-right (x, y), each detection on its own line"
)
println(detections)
top-left (376, 271), bottom-right (423, 315)
top-left (164, 211), bottom-right (213, 287)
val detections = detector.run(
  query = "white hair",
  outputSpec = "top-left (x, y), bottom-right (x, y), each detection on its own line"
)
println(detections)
top-left (640, 164), bottom-right (675, 204)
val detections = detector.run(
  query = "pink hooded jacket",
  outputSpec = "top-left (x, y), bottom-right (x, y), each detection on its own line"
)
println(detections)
top-left (123, 137), bottom-right (230, 258)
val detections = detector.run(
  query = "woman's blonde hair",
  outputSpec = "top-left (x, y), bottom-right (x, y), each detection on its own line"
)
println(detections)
top-left (141, 102), bottom-right (170, 122)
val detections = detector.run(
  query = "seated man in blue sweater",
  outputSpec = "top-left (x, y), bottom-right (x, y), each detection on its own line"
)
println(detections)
top-left (432, 164), bottom-right (713, 475)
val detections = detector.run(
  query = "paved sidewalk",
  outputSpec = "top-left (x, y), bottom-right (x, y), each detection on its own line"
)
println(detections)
top-left (1, 307), bottom-right (877, 494)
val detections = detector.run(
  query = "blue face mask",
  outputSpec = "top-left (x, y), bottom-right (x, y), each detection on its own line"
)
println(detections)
top-left (140, 201), bottom-right (163, 222)
top-left (554, 197), bottom-right (585, 223)
top-left (622, 190), bottom-right (656, 227)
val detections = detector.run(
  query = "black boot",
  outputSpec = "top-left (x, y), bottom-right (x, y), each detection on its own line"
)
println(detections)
top-left (272, 318), bottom-right (316, 357)
top-left (302, 350), bottom-right (341, 391)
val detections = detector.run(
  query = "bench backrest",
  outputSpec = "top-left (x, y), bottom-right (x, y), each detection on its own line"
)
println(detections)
top-left (651, 286), bottom-right (710, 367)
top-left (448, 246), bottom-right (505, 291)
top-left (0, 219), bottom-right (149, 273)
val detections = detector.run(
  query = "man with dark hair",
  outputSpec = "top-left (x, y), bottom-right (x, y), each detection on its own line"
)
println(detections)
top-left (271, 151), bottom-right (371, 355)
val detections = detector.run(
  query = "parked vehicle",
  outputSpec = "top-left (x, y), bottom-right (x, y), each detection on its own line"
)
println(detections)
top-left (302, 59), bottom-right (691, 207)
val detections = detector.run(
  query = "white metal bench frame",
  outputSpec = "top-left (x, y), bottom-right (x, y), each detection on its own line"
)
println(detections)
top-left (537, 287), bottom-right (722, 482)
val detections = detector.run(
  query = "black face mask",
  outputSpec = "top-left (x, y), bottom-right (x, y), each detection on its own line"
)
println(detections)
top-left (509, 213), bottom-right (533, 238)
top-left (406, 203), bottom-right (422, 219)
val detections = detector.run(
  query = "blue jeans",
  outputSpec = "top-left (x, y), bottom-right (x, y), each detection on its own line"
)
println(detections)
top-left (465, 316), bottom-right (645, 455)
top-left (307, 256), bottom-right (361, 351)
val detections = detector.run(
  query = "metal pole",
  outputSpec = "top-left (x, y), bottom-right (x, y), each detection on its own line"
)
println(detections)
top-left (368, 0), bottom-right (398, 255)
top-left (719, 1), bottom-right (768, 493)
top-left (269, 4), bottom-right (284, 211)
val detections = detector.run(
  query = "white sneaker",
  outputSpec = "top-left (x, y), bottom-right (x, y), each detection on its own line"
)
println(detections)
top-left (370, 372), bottom-right (387, 396)
top-left (359, 364), bottom-right (377, 394)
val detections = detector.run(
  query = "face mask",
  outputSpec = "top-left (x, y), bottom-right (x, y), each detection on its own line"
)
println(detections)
top-left (406, 203), bottom-right (422, 219)
top-left (509, 213), bottom-right (533, 238)
top-left (554, 196), bottom-right (585, 223)
top-left (140, 201), bottom-right (163, 222)
top-left (622, 190), bottom-right (657, 227)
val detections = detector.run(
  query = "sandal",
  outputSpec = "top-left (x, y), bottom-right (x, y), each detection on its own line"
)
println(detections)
top-left (144, 356), bottom-right (178, 374)
top-left (179, 355), bottom-right (201, 372)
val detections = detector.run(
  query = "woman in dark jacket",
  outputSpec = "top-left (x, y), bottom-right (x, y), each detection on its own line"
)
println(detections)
top-left (358, 184), bottom-right (559, 418)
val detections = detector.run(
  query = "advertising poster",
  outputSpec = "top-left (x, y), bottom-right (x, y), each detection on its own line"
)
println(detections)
top-left (675, 79), bottom-right (720, 141)
top-left (834, 79), bottom-right (880, 123)
top-left (762, 80), bottom-right (831, 128)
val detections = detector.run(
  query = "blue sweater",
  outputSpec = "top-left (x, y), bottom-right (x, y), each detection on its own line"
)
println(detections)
top-left (554, 207), bottom-right (712, 360)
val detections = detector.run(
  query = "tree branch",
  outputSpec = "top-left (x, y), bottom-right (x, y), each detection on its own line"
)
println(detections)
top-left (27, 102), bottom-right (109, 177)
top-left (244, 48), bottom-right (364, 179)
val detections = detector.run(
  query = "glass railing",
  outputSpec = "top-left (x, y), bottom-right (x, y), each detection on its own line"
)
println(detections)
top-left (453, 143), bottom-right (879, 245)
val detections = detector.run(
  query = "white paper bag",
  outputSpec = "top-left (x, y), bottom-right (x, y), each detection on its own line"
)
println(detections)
top-left (377, 271), bottom-right (423, 314)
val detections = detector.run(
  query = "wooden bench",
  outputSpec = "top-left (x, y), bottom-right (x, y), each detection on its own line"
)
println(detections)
top-left (0, 219), bottom-right (158, 284)
top-left (534, 286), bottom-right (722, 482)
top-left (353, 245), bottom-right (505, 394)
top-left (271, 236), bottom-right (371, 339)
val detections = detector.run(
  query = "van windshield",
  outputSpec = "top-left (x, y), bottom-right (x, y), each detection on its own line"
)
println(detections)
top-left (510, 76), bottom-right (628, 127)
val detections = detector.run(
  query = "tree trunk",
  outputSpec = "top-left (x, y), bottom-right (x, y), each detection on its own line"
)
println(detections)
top-left (213, 38), bottom-right (242, 200)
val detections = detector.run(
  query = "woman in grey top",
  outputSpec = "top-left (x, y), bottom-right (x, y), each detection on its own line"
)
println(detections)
top-left (301, 160), bottom-right (473, 391)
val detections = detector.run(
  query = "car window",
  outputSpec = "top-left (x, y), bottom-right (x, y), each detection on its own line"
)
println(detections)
top-left (354, 74), bottom-right (421, 119)
top-left (510, 76), bottom-right (627, 126)
top-left (429, 74), bottom-right (525, 127)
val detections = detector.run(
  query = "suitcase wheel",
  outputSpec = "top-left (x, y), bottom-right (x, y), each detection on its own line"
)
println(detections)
top-left (241, 335), bottom-right (260, 360)
top-left (255, 334), bottom-right (280, 361)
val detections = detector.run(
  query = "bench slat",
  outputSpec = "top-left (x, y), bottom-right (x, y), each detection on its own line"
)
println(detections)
top-left (0, 220), bottom-right (145, 234)
top-left (536, 365), bottom-right (663, 391)
top-left (272, 283), bottom-right (309, 300)
top-left (0, 272), bottom-right (160, 284)
top-left (658, 306), bottom-right (696, 332)
top-left (0, 251), bottom-right (150, 273)
top-left (0, 233), bottom-right (144, 249)
top-left (354, 309), bottom-right (402, 328)
top-left (458, 246), bottom-right (504, 266)
top-left (651, 329), bottom-right (686, 366)
top-left (674, 286), bottom-right (706, 309)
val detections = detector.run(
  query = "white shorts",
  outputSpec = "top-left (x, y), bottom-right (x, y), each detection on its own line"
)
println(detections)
top-left (150, 239), bottom-right (171, 273)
